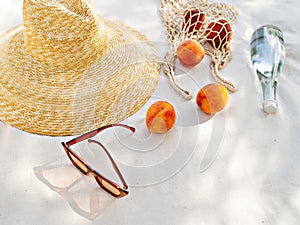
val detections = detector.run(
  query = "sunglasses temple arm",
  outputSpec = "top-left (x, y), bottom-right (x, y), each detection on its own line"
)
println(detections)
top-left (66, 124), bottom-right (135, 147)
top-left (88, 139), bottom-right (128, 190)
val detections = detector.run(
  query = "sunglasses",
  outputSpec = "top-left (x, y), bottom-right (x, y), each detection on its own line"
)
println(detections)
top-left (61, 124), bottom-right (135, 198)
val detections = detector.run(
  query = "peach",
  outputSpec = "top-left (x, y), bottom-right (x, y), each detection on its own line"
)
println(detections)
top-left (196, 84), bottom-right (229, 114)
top-left (176, 39), bottom-right (205, 67)
top-left (206, 19), bottom-right (232, 49)
top-left (182, 8), bottom-right (205, 33)
top-left (145, 101), bottom-right (176, 134)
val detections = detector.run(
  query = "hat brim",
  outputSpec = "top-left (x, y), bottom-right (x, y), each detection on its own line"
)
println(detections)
top-left (0, 18), bottom-right (160, 136)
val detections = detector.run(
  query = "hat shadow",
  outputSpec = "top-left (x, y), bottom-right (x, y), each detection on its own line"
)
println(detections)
top-left (33, 161), bottom-right (115, 220)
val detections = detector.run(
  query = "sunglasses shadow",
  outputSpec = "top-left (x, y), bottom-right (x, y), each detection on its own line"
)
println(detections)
top-left (33, 161), bottom-right (115, 220)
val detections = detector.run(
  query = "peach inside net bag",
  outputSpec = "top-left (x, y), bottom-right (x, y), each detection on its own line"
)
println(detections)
top-left (160, 0), bottom-right (238, 100)
top-left (0, 0), bottom-right (160, 136)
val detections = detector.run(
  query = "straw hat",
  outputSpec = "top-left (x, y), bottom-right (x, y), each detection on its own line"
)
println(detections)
top-left (0, 0), bottom-right (160, 136)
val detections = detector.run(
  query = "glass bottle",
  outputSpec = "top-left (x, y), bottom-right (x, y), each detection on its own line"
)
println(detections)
top-left (250, 25), bottom-right (285, 114)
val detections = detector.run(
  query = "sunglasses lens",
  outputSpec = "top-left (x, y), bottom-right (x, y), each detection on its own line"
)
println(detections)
top-left (95, 176), bottom-right (121, 196)
top-left (68, 152), bottom-right (89, 174)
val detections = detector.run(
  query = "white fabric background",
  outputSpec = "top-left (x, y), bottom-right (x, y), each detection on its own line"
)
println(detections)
top-left (1, 0), bottom-right (300, 224)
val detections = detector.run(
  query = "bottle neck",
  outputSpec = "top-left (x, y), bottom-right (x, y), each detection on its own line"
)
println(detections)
top-left (261, 76), bottom-right (277, 101)
top-left (259, 74), bottom-right (278, 114)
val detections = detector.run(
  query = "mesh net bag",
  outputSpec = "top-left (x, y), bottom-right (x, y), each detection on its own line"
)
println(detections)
top-left (160, 0), bottom-right (238, 100)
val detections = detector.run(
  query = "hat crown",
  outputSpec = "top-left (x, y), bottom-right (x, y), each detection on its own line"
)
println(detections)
top-left (23, 0), bottom-right (108, 71)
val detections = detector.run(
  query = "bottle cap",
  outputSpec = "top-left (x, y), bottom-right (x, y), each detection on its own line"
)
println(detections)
top-left (263, 99), bottom-right (278, 114)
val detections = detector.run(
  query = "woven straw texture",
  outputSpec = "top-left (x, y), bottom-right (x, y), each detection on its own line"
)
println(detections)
top-left (0, 0), bottom-right (160, 136)
top-left (160, 0), bottom-right (238, 99)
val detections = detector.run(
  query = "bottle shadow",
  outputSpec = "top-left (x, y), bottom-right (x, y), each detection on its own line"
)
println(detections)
top-left (33, 161), bottom-right (115, 220)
